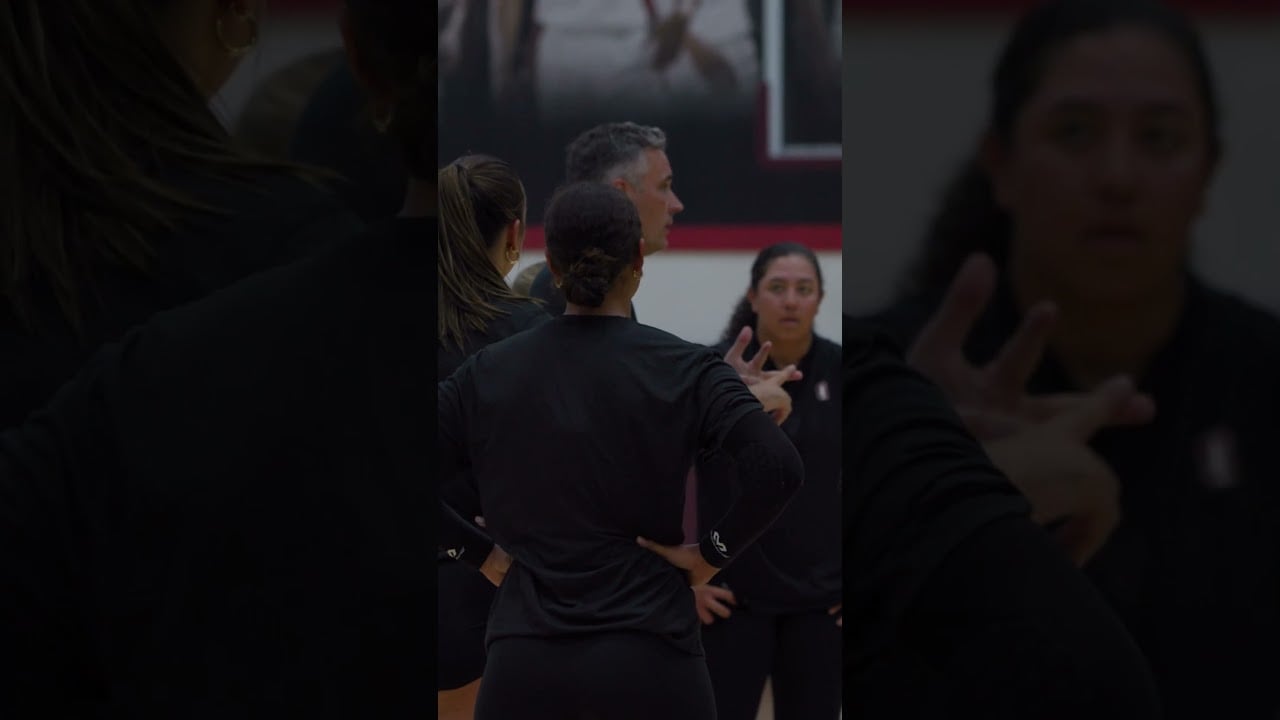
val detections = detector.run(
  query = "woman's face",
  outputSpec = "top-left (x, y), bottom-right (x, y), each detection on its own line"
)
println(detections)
top-left (987, 26), bottom-right (1216, 305)
top-left (749, 254), bottom-right (823, 345)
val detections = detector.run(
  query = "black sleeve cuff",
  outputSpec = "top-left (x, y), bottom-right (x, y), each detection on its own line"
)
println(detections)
top-left (439, 500), bottom-right (495, 571)
top-left (699, 530), bottom-right (734, 569)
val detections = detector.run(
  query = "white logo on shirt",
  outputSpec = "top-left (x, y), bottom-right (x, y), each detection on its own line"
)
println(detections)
top-left (711, 531), bottom-right (728, 556)
top-left (816, 381), bottom-right (830, 402)
top-left (447, 548), bottom-right (465, 560)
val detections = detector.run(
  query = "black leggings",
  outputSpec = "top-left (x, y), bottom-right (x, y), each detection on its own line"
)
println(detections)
top-left (475, 632), bottom-right (716, 720)
top-left (436, 558), bottom-right (495, 691)
top-left (700, 605), bottom-right (842, 720)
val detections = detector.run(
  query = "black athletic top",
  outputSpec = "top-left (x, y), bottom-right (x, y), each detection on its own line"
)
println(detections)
top-left (437, 297), bottom-right (550, 554)
top-left (696, 333), bottom-right (842, 612)
top-left (437, 299), bottom-right (550, 381)
top-left (863, 277), bottom-right (1280, 719)
top-left (844, 315), bottom-right (1162, 717)
top-left (0, 167), bottom-right (362, 430)
top-left (0, 217), bottom-right (431, 718)
top-left (527, 263), bottom-right (637, 320)
top-left (840, 317), bottom-right (1030, 658)
top-left (438, 316), bottom-right (804, 655)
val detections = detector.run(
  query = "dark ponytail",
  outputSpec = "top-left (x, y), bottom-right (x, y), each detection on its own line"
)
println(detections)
top-left (438, 154), bottom-right (529, 349)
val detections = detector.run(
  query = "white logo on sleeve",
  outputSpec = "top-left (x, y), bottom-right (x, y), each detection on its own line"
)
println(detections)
top-left (816, 381), bottom-right (830, 402)
top-left (711, 531), bottom-right (728, 556)
top-left (447, 548), bottom-right (465, 560)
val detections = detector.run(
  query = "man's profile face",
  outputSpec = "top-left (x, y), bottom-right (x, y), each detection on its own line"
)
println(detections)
top-left (616, 149), bottom-right (684, 256)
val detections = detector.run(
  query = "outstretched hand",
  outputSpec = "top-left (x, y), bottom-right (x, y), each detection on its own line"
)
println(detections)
top-left (983, 376), bottom-right (1148, 566)
top-left (908, 253), bottom-right (1154, 440)
top-left (723, 326), bottom-right (803, 386)
top-left (747, 363), bottom-right (799, 425)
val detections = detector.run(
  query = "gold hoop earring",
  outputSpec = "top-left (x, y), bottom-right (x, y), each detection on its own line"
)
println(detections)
top-left (553, 279), bottom-right (563, 289)
top-left (506, 249), bottom-right (520, 264)
top-left (216, 10), bottom-right (259, 59)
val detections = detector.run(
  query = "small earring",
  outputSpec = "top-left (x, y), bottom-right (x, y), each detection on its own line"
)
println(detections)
top-left (554, 279), bottom-right (563, 289)
top-left (216, 6), bottom-right (259, 59)
top-left (506, 248), bottom-right (520, 263)
top-left (633, 270), bottom-right (641, 279)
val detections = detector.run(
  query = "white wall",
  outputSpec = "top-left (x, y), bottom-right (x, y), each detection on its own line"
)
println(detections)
top-left (511, 251), bottom-right (845, 347)
top-left (843, 15), bottom-right (1280, 316)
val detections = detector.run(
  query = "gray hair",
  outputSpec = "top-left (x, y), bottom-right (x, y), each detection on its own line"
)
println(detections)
top-left (564, 122), bottom-right (667, 187)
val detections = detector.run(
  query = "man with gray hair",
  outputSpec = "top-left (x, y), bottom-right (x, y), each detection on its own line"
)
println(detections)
top-left (528, 120), bottom-right (798, 399)
top-left (528, 121), bottom-right (685, 315)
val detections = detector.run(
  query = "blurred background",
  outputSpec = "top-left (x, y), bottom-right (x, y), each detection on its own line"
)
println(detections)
top-left (842, 0), bottom-right (1280, 317)
top-left (438, 0), bottom-right (843, 346)
top-left (215, 1), bottom-right (843, 346)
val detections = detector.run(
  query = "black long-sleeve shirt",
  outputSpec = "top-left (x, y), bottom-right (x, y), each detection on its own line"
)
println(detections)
top-left (696, 333), bottom-right (842, 612)
top-left (437, 315), bottom-right (803, 655)
top-left (0, 168), bottom-right (363, 430)
top-left (0, 217), bottom-right (431, 717)
top-left (863, 277), bottom-right (1280, 718)
top-left (437, 297), bottom-right (549, 559)
top-left (841, 316), bottom-right (1161, 718)
top-left (437, 299), bottom-right (550, 382)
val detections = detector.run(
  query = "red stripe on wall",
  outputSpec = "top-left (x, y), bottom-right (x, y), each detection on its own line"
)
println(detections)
top-left (843, 0), bottom-right (1279, 12)
top-left (521, 224), bottom-right (843, 252)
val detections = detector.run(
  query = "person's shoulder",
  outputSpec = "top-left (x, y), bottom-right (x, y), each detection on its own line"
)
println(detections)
top-left (813, 334), bottom-right (842, 354)
top-left (231, 171), bottom-right (359, 233)
top-left (1195, 281), bottom-right (1280, 351)
top-left (843, 315), bottom-right (907, 364)
top-left (849, 294), bottom-right (942, 352)
top-left (501, 298), bottom-right (553, 329)
top-left (163, 165), bottom-right (365, 266)
top-left (95, 226), bottom-right (416, 427)
top-left (628, 321), bottom-right (703, 348)
top-left (527, 264), bottom-right (556, 294)
top-left (163, 163), bottom-right (347, 220)
top-left (149, 222), bottom-right (402, 346)
top-left (706, 334), bottom-right (737, 355)
top-left (655, 328), bottom-right (741, 377)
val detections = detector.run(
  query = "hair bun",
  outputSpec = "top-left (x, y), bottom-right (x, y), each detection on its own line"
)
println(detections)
top-left (562, 248), bottom-right (620, 307)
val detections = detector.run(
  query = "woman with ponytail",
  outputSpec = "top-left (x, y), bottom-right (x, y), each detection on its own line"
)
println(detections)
top-left (0, 0), bottom-right (363, 429)
top-left (0, 0), bottom-right (443, 714)
top-left (435, 153), bottom-right (547, 718)
top-left (437, 154), bottom-right (548, 379)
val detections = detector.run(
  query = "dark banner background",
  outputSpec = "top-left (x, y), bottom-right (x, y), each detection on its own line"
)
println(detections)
top-left (439, 0), bottom-right (842, 248)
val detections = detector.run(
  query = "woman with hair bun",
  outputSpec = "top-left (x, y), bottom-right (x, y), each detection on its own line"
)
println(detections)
top-left (438, 182), bottom-right (805, 719)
